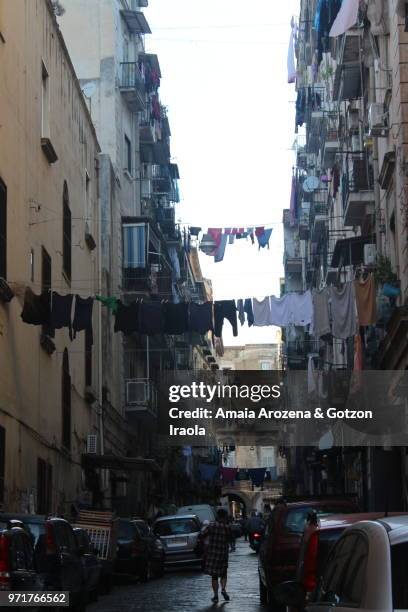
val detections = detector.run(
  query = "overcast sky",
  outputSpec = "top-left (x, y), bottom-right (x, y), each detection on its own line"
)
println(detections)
top-left (145, 0), bottom-right (299, 345)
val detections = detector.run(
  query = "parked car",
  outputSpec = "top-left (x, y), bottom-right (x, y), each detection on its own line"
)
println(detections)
top-left (258, 497), bottom-right (359, 609)
top-left (73, 528), bottom-right (101, 602)
top-left (153, 514), bottom-right (202, 567)
top-left (115, 518), bottom-right (164, 581)
top-left (279, 512), bottom-right (407, 611)
top-left (0, 513), bottom-right (86, 612)
top-left (276, 515), bottom-right (408, 612)
top-left (176, 505), bottom-right (216, 524)
top-left (0, 524), bottom-right (41, 595)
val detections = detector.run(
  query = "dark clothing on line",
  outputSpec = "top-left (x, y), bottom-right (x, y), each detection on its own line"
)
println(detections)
top-left (72, 296), bottom-right (94, 344)
top-left (114, 300), bottom-right (140, 335)
top-left (51, 292), bottom-right (73, 331)
top-left (214, 300), bottom-right (238, 337)
top-left (21, 288), bottom-right (51, 326)
top-left (139, 302), bottom-right (164, 336)
top-left (189, 302), bottom-right (213, 334)
top-left (244, 298), bottom-right (254, 327)
top-left (163, 302), bottom-right (189, 335)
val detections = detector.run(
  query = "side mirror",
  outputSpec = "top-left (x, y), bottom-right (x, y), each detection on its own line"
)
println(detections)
top-left (274, 581), bottom-right (306, 608)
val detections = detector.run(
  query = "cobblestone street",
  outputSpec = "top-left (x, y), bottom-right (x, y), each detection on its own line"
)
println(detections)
top-left (89, 539), bottom-right (262, 612)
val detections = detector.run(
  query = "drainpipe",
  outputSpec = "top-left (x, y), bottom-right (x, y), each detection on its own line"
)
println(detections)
top-left (369, 58), bottom-right (383, 256)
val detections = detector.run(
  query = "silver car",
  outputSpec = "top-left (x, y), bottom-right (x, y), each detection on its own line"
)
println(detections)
top-left (153, 514), bottom-right (202, 567)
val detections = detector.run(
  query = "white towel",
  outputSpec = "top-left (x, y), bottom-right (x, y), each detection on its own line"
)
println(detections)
top-left (329, 0), bottom-right (359, 37)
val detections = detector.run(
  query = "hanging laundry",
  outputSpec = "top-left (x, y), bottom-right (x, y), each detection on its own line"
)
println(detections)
top-left (95, 295), bottom-right (118, 314)
top-left (189, 302), bottom-right (214, 334)
top-left (287, 17), bottom-right (297, 84)
top-left (317, 0), bottom-right (342, 62)
top-left (51, 292), bottom-right (74, 332)
top-left (256, 228), bottom-right (273, 250)
top-left (114, 300), bottom-right (140, 335)
top-left (236, 299), bottom-right (245, 326)
top-left (236, 469), bottom-right (249, 481)
top-left (308, 355), bottom-right (317, 395)
top-left (214, 300), bottom-right (238, 337)
top-left (330, 282), bottom-right (357, 339)
top-left (214, 233), bottom-right (228, 263)
top-left (329, 0), bottom-right (359, 37)
top-left (354, 273), bottom-right (377, 326)
top-left (269, 294), bottom-right (292, 327)
top-left (189, 226), bottom-right (202, 237)
top-left (72, 296), bottom-right (94, 344)
top-left (248, 468), bottom-right (266, 487)
top-left (139, 301), bottom-right (164, 336)
top-left (221, 467), bottom-right (238, 484)
top-left (290, 290), bottom-right (314, 327)
top-left (163, 302), bottom-right (189, 335)
top-left (207, 228), bottom-right (223, 255)
top-left (253, 297), bottom-right (272, 327)
top-left (290, 175), bottom-right (297, 225)
top-left (21, 288), bottom-right (51, 326)
top-left (198, 464), bottom-right (218, 482)
top-left (312, 288), bottom-right (331, 338)
top-left (244, 299), bottom-right (254, 327)
top-left (215, 336), bottom-right (224, 357)
top-left (295, 89), bottom-right (306, 128)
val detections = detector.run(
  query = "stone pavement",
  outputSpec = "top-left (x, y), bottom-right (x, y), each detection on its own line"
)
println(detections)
top-left (89, 538), bottom-right (263, 612)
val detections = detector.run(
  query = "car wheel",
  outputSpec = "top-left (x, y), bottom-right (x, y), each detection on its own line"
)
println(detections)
top-left (259, 572), bottom-right (268, 605)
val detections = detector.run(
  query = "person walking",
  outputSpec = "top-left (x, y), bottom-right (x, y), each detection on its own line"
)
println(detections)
top-left (203, 508), bottom-right (232, 603)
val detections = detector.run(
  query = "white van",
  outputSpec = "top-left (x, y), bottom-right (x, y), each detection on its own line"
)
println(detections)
top-left (176, 504), bottom-right (216, 524)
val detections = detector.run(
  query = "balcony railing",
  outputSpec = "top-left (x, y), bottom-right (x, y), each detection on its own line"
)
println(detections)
top-left (342, 153), bottom-right (375, 226)
top-left (119, 62), bottom-right (146, 111)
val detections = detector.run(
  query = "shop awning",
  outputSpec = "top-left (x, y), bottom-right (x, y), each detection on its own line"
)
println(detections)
top-left (82, 453), bottom-right (161, 473)
top-left (331, 235), bottom-right (375, 268)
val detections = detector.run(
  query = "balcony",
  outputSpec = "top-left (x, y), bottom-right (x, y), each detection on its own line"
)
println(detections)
top-left (306, 87), bottom-right (326, 154)
top-left (119, 62), bottom-right (146, 112)
top-left (333, 30), bottom-right (363, 101)
top-left (342, 155), bottom-right (375, 226)
top-left (284, 338), bottom-right (319, 371)
top-left (124, 376), bottom-right (158, 418)
top-left (284, 250), bottom-right (302, 274)
top-left (139, 110), bottom-right (157, 144)
top-left (299, 210), bottom-right (310, 240)
top-left (322, 117), bottom-right (340, 169)
top-left (120, 9), bottom-right (151, 35)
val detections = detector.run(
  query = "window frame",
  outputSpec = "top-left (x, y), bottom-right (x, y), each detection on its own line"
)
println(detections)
top-left (124, 134), bottom-right (132, 174)
top-left (62, 182), bottom-right (72, 282)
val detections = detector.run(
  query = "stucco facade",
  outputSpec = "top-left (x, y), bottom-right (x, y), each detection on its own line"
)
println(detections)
top-left (0, 0), bottom-right (101, 513)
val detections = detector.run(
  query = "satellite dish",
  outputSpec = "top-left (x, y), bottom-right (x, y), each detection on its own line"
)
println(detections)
top-left (81, 82), bottom-right (97, 99)
top-left (303, 176), bottom-right (320, 193)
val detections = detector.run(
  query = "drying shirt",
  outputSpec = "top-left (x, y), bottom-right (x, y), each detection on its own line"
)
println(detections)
top-left (312, 288), bottom-right (331, 338)
top-left (354, 274), bottom-right (377, 326)
top-left (290, 290), bottom-right (314, 327)
top-left (248, 468), bottom-right (266, 488)
top-left (236, 299), bottom-right (245, 326)
top-left (189, 302), bottom-right (213, 334)
top-left (163, 303), bottom-right (189, 335)
top-left (21, 288), bottom-right (51, 326)
top-left (214, 300), bottom-right (238, 337)
top-left (139, 302), bottom-right (164, 336)
top-left (244, 299), bottom-right (254, 327)
top-left (51, 293), bottom-right (73, 330)
top-left (330, 282), bottom-right (357, 339)
top-left (72, 296), bottom-right (94, 344)
top-left (114, 300), bottom-right (140, 335)
top-left (256, 228), bottom-right (273, 250)
top-left (96, 295), bottom-right (118, 314)
top-left (269, 295), bottom-right (292, 327)
top-left (253, 297), bottom-right (272, 327)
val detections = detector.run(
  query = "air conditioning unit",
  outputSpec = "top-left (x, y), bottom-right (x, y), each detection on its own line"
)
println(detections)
top-left (364, 244), bottom-right (377, 266)
top-left (368, 103), bottom-right (389, 137)
top-left (86, 434), bottom-right (98, 455)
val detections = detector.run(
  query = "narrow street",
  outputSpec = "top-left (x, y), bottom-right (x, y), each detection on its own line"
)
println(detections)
top-left (89, 539), bottom-right (262, 612)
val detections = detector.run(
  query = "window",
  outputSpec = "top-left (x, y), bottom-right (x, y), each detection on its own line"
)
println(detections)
top-left (123, 223), bottom-right (147, 269)
top-left (260, 361), bottom-right (272, 370)
top-left (0, 426), bottom-right (5, 504)
top-left (41, 62), bottom-right (50, 138)
top-left (62, 349), bottom-right (71, 451)
top-left (62, 182), bottom-right (72, 281)
top-left (30, 249), bottom-right (34, 283)
top-left (37, 458), bottom-right (52, 514)
top-left (85, 327), bottom-right (92, 387)
top-left (0, 179), bottom-right (6, 279)
top-left (124, 134), bottom-right (132, 174)
top-left (41, 247), bottom-right (51, 291)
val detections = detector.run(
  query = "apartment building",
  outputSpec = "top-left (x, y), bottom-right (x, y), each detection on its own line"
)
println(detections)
top-left (281, 0), bottom-right (408, 510)
top-left (0, 0), bottom-right (101, 513)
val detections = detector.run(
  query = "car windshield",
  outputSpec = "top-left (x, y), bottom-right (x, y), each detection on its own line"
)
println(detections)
top-left (154, 519), bottom-right (199, 536)
top-left (285, 506), bottom-right (356, 534)
top-left (118, 521), bottom-right (136, 539)
top-left (135, 522), bottom-right (150, 536)
top-left (391, 542), bottom-right (408, 609)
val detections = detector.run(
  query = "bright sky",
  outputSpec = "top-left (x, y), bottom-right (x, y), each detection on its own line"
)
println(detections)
top-left (145, 0), bottom-right (299, 345)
